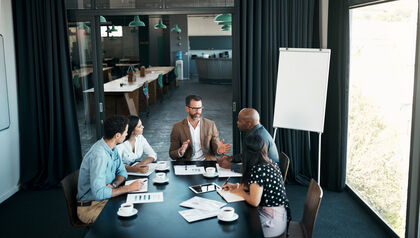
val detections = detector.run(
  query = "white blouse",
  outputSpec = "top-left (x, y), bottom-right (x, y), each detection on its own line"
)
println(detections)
top-left (116, 135), bottom-right (157, 165)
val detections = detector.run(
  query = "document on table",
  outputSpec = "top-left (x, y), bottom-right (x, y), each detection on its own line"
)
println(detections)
top-left (174, 165), bottom-right (205, 175)
top-left (217, 189), bottom-right (245, 203)
top-left (126, 192), bottom-right (164, 204)
top-left (180, 196), bottom-right (226, 211)
top-left (127, 163), bottom-right (157, 176)
top-left (179, 208), bottom-right (220, 223)
top-left (125, 178), bottom-right (148, 193)
top-left (216, 164), bottom-right (242, 177)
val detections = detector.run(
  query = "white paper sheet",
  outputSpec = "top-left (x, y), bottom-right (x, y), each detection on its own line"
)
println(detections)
top-left (179, 196), bottom-right (226, 211)
top-left (174, 165), bottom-right (205, 175)
top-left (125, 178), bottom-right (148, 193)
top-left (126, 192), bottom-right (164, 204)
top-left (127, 163), bottom-right (157, 176)
top-left (216, 164), bottom-right (242, 177)
top-left (178, 209), bottom-right (220, 223)
top-left (217, 189), bottom-right (245, 203)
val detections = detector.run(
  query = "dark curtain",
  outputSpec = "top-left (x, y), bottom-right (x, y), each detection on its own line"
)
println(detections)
top-left (237, 0), bottom-right (320, 186)
top-left (320, 0), bottom-right (349, 191)
top-left (13, 0), bottom-right (82, 189)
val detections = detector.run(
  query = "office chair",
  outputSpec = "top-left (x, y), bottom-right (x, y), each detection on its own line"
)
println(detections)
top-left (281, 179), bottom-right (323, 238)
top-left (279, 152), bottom-right (290, 183)
top-left (61, 170), bottom-right (90, 227)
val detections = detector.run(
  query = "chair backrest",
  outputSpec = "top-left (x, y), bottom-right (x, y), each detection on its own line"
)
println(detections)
top-left (301, 179), bottom-right (323, 237)
top-left (279, 152), bottom-right (290, 182)
top-left (157, 73), bottom-right (164, 89)
top-left (61, 170), bottom-right (88, 227)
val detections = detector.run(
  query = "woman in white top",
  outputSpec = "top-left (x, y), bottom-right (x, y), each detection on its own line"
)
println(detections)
top-left (117, 115), bottom-right (157, 173)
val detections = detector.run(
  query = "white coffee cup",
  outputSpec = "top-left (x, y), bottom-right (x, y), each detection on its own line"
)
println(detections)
top-left (119, 202), bottom-right (134, 215)
top-left (205, 167), bottom-right (216, 175)
top-left (219, 207), bottom-right (235, 220)
top-left (157, 161), bottom-right (167, 170)
top-left (155, 172), bottom-right (167, 181)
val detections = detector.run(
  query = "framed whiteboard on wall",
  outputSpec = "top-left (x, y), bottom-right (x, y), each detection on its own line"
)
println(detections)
top-left (273, 48), bottom-right (331, 133)
top-left (0, 34), bottom-right (10, 131)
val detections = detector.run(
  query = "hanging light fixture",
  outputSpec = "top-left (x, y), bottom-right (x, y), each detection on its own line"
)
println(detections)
top-left (218, 21), bottom-right (232, 25)
top-left (100, 16), bottom-right (107, 23)
top-left (129, 16), bottom-right (146, 27)
top-left (154, 19), bottom-right (167, 29)
top-left (214, 13), bottom-right (232, 22)
top-left (221, 25), bottom-right (231, 31)
top-left (171, 24), bottom-right (182, 33)
top-left (77, 22), bottom-right (90, 31)
top-left (109, 25), bottom-right (118, 32)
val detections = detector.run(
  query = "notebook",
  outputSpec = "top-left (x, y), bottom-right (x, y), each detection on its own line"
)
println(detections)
top-left (125, 178), bottom-right (148, 193)
top-left (217, 189), bottom-right (245, 203)
top-left (127, 163), bottom-right (157, 176)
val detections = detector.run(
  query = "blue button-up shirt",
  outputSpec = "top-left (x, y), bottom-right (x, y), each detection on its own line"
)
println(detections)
top-left (77, 139), bottom-right (128, 202)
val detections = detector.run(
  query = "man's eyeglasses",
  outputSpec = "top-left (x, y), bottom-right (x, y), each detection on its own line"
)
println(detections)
top-left (187, 106), bottom-right (203, 111)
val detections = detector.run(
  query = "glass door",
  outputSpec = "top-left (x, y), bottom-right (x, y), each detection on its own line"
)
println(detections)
top-left (68, 17), bottom-right (104, 155)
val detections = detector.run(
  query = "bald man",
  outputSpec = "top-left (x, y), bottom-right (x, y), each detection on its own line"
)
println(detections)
top-left (217, 108), bottom-right (279, 172)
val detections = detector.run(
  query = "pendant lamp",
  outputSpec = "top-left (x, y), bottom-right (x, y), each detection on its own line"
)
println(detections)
top-left (129, 16), bottom-right (145, 27)
top-left (171, 24), bottom-right (182, 33)
top-left (214, 14), bottom-right (231, 22)
top-left (154, 19), bottom-right (167, 29)
top-left (100, 16), bottom-right (107, 23)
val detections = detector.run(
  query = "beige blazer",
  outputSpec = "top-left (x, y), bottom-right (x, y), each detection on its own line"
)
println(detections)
top-left (169, 118), bottom-right (220, 161)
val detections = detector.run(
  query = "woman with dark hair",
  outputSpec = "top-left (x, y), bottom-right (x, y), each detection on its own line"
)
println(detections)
top-left (222, 134), bottom-right (289, 237)
top-left (116, 115), bottom-right (157, 173)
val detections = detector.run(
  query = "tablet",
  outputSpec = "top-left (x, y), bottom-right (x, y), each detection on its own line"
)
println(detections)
top-left (189, 183), bottom-right (221, 194)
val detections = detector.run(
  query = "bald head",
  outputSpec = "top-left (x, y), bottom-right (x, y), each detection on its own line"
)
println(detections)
top-left (237, 108), bottom-right (260, 132)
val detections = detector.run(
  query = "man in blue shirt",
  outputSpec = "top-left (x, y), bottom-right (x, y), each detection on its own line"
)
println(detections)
top-left (77, 115), bottom-right (143, 224)
top-left (218, 108), bottom-right (279, 172)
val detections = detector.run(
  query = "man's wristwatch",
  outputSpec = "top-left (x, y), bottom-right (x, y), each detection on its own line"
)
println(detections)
top-left (111, 183), bottom-right (117, 188)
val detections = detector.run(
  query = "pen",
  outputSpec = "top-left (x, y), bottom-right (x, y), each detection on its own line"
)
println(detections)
top-left (223, 177), bottom-right (231, 186)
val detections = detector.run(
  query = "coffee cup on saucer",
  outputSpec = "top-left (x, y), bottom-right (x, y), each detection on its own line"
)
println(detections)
top-left (119, 202), bottom-right (134, 215)
top-left (155, 172), bottom-right (167, 182)
top-left (205, 167), bottom-right (216, 176)
top-left (218, 206), bottom-right (238, 222)
top-left (156, 161), bottom-right (167, 170)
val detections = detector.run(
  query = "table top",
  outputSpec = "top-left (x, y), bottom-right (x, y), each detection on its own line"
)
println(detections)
top-left (84, 66), bottom-right (174, 93)
top-left (72, 67), bottom-right (113, 78)
top-left (116, 63), bottom-right (140, 67)
top-left (148, 66), bottom-right (174, 74)
top-left (85, 161), bottom-right (263, 238)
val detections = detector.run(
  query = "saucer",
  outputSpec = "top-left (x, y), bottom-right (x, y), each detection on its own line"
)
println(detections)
top-left (218, 213), bottom-right (239, 222)
top-left (153, 177), bottom-right (169, 184)
top-left (117, 208), bottom-right (138, 217)
top-left (203, 172), bottom-right (218, 178)
top-left (155, 166), bottom-right (170, 171)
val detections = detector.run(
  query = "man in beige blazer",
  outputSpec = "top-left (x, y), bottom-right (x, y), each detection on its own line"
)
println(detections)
top-left (169, 95), bottom-right (231, 161)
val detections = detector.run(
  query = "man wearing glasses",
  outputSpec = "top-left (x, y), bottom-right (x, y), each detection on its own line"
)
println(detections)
top-left (169, 95), bottom-right (231, 160)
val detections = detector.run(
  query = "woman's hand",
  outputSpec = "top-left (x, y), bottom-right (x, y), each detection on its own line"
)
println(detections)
top-left (135, 165), bottom-right (149, 173)
top-left (222, 182), bottom-right (239, 191)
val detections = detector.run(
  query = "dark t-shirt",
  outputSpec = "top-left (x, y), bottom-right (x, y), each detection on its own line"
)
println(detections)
top-left (248, 163), bottom-right (287, 207)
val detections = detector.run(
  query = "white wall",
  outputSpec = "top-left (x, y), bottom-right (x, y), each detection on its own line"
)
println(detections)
top-left (0, 0), bottom-right (20, 203)
top-left (188, 15), bottom-right (231, 36)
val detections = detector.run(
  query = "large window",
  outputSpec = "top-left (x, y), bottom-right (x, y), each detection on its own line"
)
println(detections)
top-left (347, 0), bottom-right (418, 236)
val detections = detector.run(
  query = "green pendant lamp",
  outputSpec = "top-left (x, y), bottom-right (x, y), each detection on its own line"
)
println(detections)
top-left (109, 25), bottom-right (118, 32)
top-left (100, 16), bottom-right (107, 23)
top-left (218, 21), bottom-right (232, 25)
top-left (77, 22), bottom-right (90, 31)
top-left (154, 19), bottom-right (167, 29)
top-left (214, 13), bottom-right (232, 22)
top-left (129, 16), bottom-right (145, 27)
top-left (171, 24), bottom-right (182, 33)
top-left (221, 25), bottom-right (231, 31)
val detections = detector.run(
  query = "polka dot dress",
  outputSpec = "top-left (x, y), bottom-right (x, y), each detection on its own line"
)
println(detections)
top-left (248, 163), bottom-right (287, 207)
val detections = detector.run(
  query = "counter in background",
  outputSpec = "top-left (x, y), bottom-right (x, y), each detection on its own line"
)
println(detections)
top-left (194, 58), bottom-right (232, 84)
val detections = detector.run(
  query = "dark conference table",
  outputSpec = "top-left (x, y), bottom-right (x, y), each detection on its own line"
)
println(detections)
top-left (85, 161), bottom-right (264, 238)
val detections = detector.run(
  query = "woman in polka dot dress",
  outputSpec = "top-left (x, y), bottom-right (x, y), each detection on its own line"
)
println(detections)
top-left (222, 134), bottom-right (290, 237)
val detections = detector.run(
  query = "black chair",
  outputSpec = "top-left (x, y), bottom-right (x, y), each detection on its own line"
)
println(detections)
top-left (279, 152), bottom-right (290, 182)
top-left (282, 179), bottom-right (323, 238)
top-left (61, 170), bottom-right (90, 227)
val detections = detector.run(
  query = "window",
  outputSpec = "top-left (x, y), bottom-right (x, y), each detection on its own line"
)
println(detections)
top-left (347, 0), bottom-right (418, 236)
